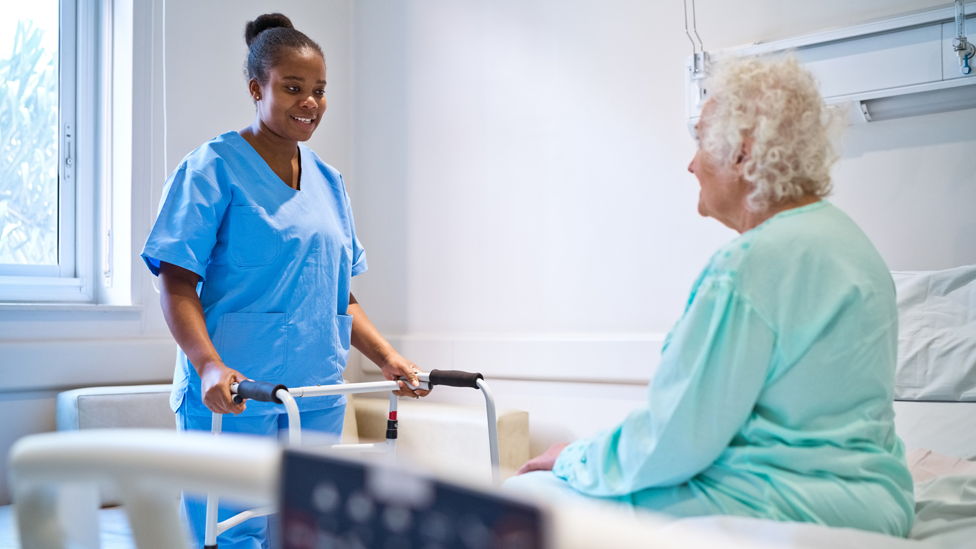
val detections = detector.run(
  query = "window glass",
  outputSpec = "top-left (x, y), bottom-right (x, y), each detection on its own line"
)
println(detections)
top-left (0, 2), bottom-right (60, 266)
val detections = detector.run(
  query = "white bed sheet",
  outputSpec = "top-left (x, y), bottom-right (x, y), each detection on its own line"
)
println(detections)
top-left (658, 469), bottom-right (976, 549)
top-left (661, 515), bottom-right (921, 549)
top-left (910, 474), bottom-right (976, 548)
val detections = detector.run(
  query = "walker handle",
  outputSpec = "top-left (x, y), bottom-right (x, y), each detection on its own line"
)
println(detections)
top-left (232, 380), bottom-right (288, 404)
top-left (428, 369), bottom-right (484, 389)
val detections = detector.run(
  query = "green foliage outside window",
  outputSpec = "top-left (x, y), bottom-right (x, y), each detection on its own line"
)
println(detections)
top-left (0, 20), bottom-right (59, 266)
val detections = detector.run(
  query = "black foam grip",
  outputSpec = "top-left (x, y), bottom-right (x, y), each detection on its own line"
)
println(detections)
top-left (428, 369), bottom-right (483, 389)
top-left (235, 380), bottom-right (287, 404)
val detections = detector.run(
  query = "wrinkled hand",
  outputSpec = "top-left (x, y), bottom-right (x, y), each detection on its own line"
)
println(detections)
top-left (200, 361), bottom-right (247, 415)
top-left (379, 354), bottom-right (431, 399)
top-left (516, 443), bottom-right (569, 475)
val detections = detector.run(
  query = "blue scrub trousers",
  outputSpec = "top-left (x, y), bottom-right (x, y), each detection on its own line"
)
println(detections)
top-left (177, 402), bottom-right (346, 549)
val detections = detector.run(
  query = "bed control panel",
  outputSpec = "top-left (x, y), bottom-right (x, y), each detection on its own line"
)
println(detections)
top-left (280, 449), bottom-right (547, 549)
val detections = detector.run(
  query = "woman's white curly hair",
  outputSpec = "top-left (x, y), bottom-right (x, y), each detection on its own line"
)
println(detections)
top-left (700, 54), bottom-right (845, 212)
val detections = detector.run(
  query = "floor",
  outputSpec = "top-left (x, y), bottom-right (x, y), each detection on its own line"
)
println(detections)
top-left (0, 505), bottom-right (135, 549)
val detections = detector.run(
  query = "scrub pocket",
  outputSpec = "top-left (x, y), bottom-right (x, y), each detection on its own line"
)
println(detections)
top-left (334, 313), bottom-right (353, 372)
top-left (215, 312), bottom-right (288, 381)
top-left (229, 206), bottom-right (280, 267)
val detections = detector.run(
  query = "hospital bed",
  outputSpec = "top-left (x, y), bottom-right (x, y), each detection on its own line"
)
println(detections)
top-left (8, 265), bottom-right (976, 548)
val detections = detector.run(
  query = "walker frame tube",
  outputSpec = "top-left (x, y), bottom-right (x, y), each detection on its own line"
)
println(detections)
top-left (205, 371), bottom-right (499, 547)
top-left (478, 378), bottom-right (501, 484)
top-left (203, 414), bottom-right (222, 548)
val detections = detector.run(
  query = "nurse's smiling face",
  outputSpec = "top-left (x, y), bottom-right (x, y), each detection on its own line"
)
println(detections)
top-left (249, 48), bottom-right (327, 143)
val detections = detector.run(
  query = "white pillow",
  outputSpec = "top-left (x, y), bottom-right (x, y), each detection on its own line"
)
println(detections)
top-left (892, 265), bottom-right (976, 402)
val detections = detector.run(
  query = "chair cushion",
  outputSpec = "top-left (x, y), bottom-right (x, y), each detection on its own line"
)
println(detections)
top-left (352, 398), bottom-right (529, 483)
top-left (57, 385), bottom-right (177, 431)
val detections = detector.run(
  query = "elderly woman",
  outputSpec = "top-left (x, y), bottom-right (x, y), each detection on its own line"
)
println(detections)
top-left (507, 55), bottom-right (915, 537)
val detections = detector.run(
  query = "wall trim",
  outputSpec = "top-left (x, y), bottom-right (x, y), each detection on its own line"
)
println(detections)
top-left (0, 337), bottom-right (176, 393)
top-left (365, 334), bottom-right (667, 384)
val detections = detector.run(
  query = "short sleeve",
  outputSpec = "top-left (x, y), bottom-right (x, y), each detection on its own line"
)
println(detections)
top-left (141, 165), bottom-right (229, 280)
top-left (340, 176), bottom-right (367, 277)
top-left (351, 228), bottom-right (368, 277)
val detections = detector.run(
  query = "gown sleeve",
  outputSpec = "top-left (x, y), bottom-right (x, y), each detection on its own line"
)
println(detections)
top-left (141, 165), bottom-right (229, 280)
top-left (552, 275), bottom-right (776, 496)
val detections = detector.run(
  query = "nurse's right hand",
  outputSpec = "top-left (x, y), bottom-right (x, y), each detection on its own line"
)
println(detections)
top-left (200, 361), bottom-right (247, 415)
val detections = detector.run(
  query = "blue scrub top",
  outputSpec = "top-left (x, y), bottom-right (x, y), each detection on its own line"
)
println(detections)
top-left (142, 131), bottom-right (367, 417)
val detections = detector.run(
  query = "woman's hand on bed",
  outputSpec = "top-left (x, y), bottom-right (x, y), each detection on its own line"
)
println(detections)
top-left (380, 354), bottom-right (431, 399)
top-left (200, 361), bottom-right (247, 415)
top-left (516, 443), bottom-right (570, 475)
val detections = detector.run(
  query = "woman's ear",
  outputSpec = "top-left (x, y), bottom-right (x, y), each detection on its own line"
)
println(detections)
top-left (733, 135), bottom-right (754, 179)
top-left (248, 79), bottom-right (262, 102)
top-left (736, 136), bottom-right (754, 166)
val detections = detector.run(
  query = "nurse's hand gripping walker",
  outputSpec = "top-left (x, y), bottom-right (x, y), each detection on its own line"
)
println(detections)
top-left (203, 370), bottom-right (500, 549)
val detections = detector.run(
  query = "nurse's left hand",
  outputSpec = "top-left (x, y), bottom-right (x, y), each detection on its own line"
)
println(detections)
top-left (380, 355), bottom-right (431, 399)
top-left (200, 361), bottom-right (247, 415)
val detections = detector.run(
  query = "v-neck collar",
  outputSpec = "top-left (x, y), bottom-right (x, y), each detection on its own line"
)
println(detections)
top-left (229, 131), bottom-right (304, 193)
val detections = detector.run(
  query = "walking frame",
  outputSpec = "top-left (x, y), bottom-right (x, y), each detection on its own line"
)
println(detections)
top-left (203, 369), bottom-right (500, 549)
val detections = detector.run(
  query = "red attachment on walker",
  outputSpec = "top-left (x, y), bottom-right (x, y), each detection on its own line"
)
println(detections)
top-left (389, 411), bottom-right (397, 420)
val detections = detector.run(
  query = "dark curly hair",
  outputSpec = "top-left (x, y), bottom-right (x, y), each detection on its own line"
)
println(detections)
top-left (244, 13), bottom-right (324, 84)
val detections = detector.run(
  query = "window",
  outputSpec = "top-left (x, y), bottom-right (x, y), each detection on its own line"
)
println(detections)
top-left (0, 3), bottom-right (62, 268)
top-left (0, 0), bottom-right (95, 303)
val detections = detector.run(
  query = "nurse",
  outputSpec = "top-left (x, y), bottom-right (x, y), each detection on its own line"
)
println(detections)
top-left (142, 13), bottom-right (428, 548)
top-left (506, 55), bottom-right (915, 537)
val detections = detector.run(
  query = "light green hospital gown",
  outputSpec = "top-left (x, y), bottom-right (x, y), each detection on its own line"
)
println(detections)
top-left (509, 201), bottom-right (915, 536)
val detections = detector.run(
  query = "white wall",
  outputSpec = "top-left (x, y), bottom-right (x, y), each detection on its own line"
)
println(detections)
top-left (833, 110), bottom-right (976, 271)
top-left (348, 0), bottom-right (976, 455)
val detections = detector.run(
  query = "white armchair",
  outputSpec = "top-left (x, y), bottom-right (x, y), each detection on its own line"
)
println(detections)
top-left (55, 384), bottom-right (530, 496)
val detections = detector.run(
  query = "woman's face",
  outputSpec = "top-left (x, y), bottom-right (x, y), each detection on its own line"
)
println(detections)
top-left (687, 100), bottom-right (751, 230)
top-left (250, 48), bottom-right (327, 142)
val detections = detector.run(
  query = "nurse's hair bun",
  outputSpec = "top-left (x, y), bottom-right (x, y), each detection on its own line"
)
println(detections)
top-left (244, 13), bottom-right (294, 47)
top-left (243, 14), bottom-right (324, 85)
